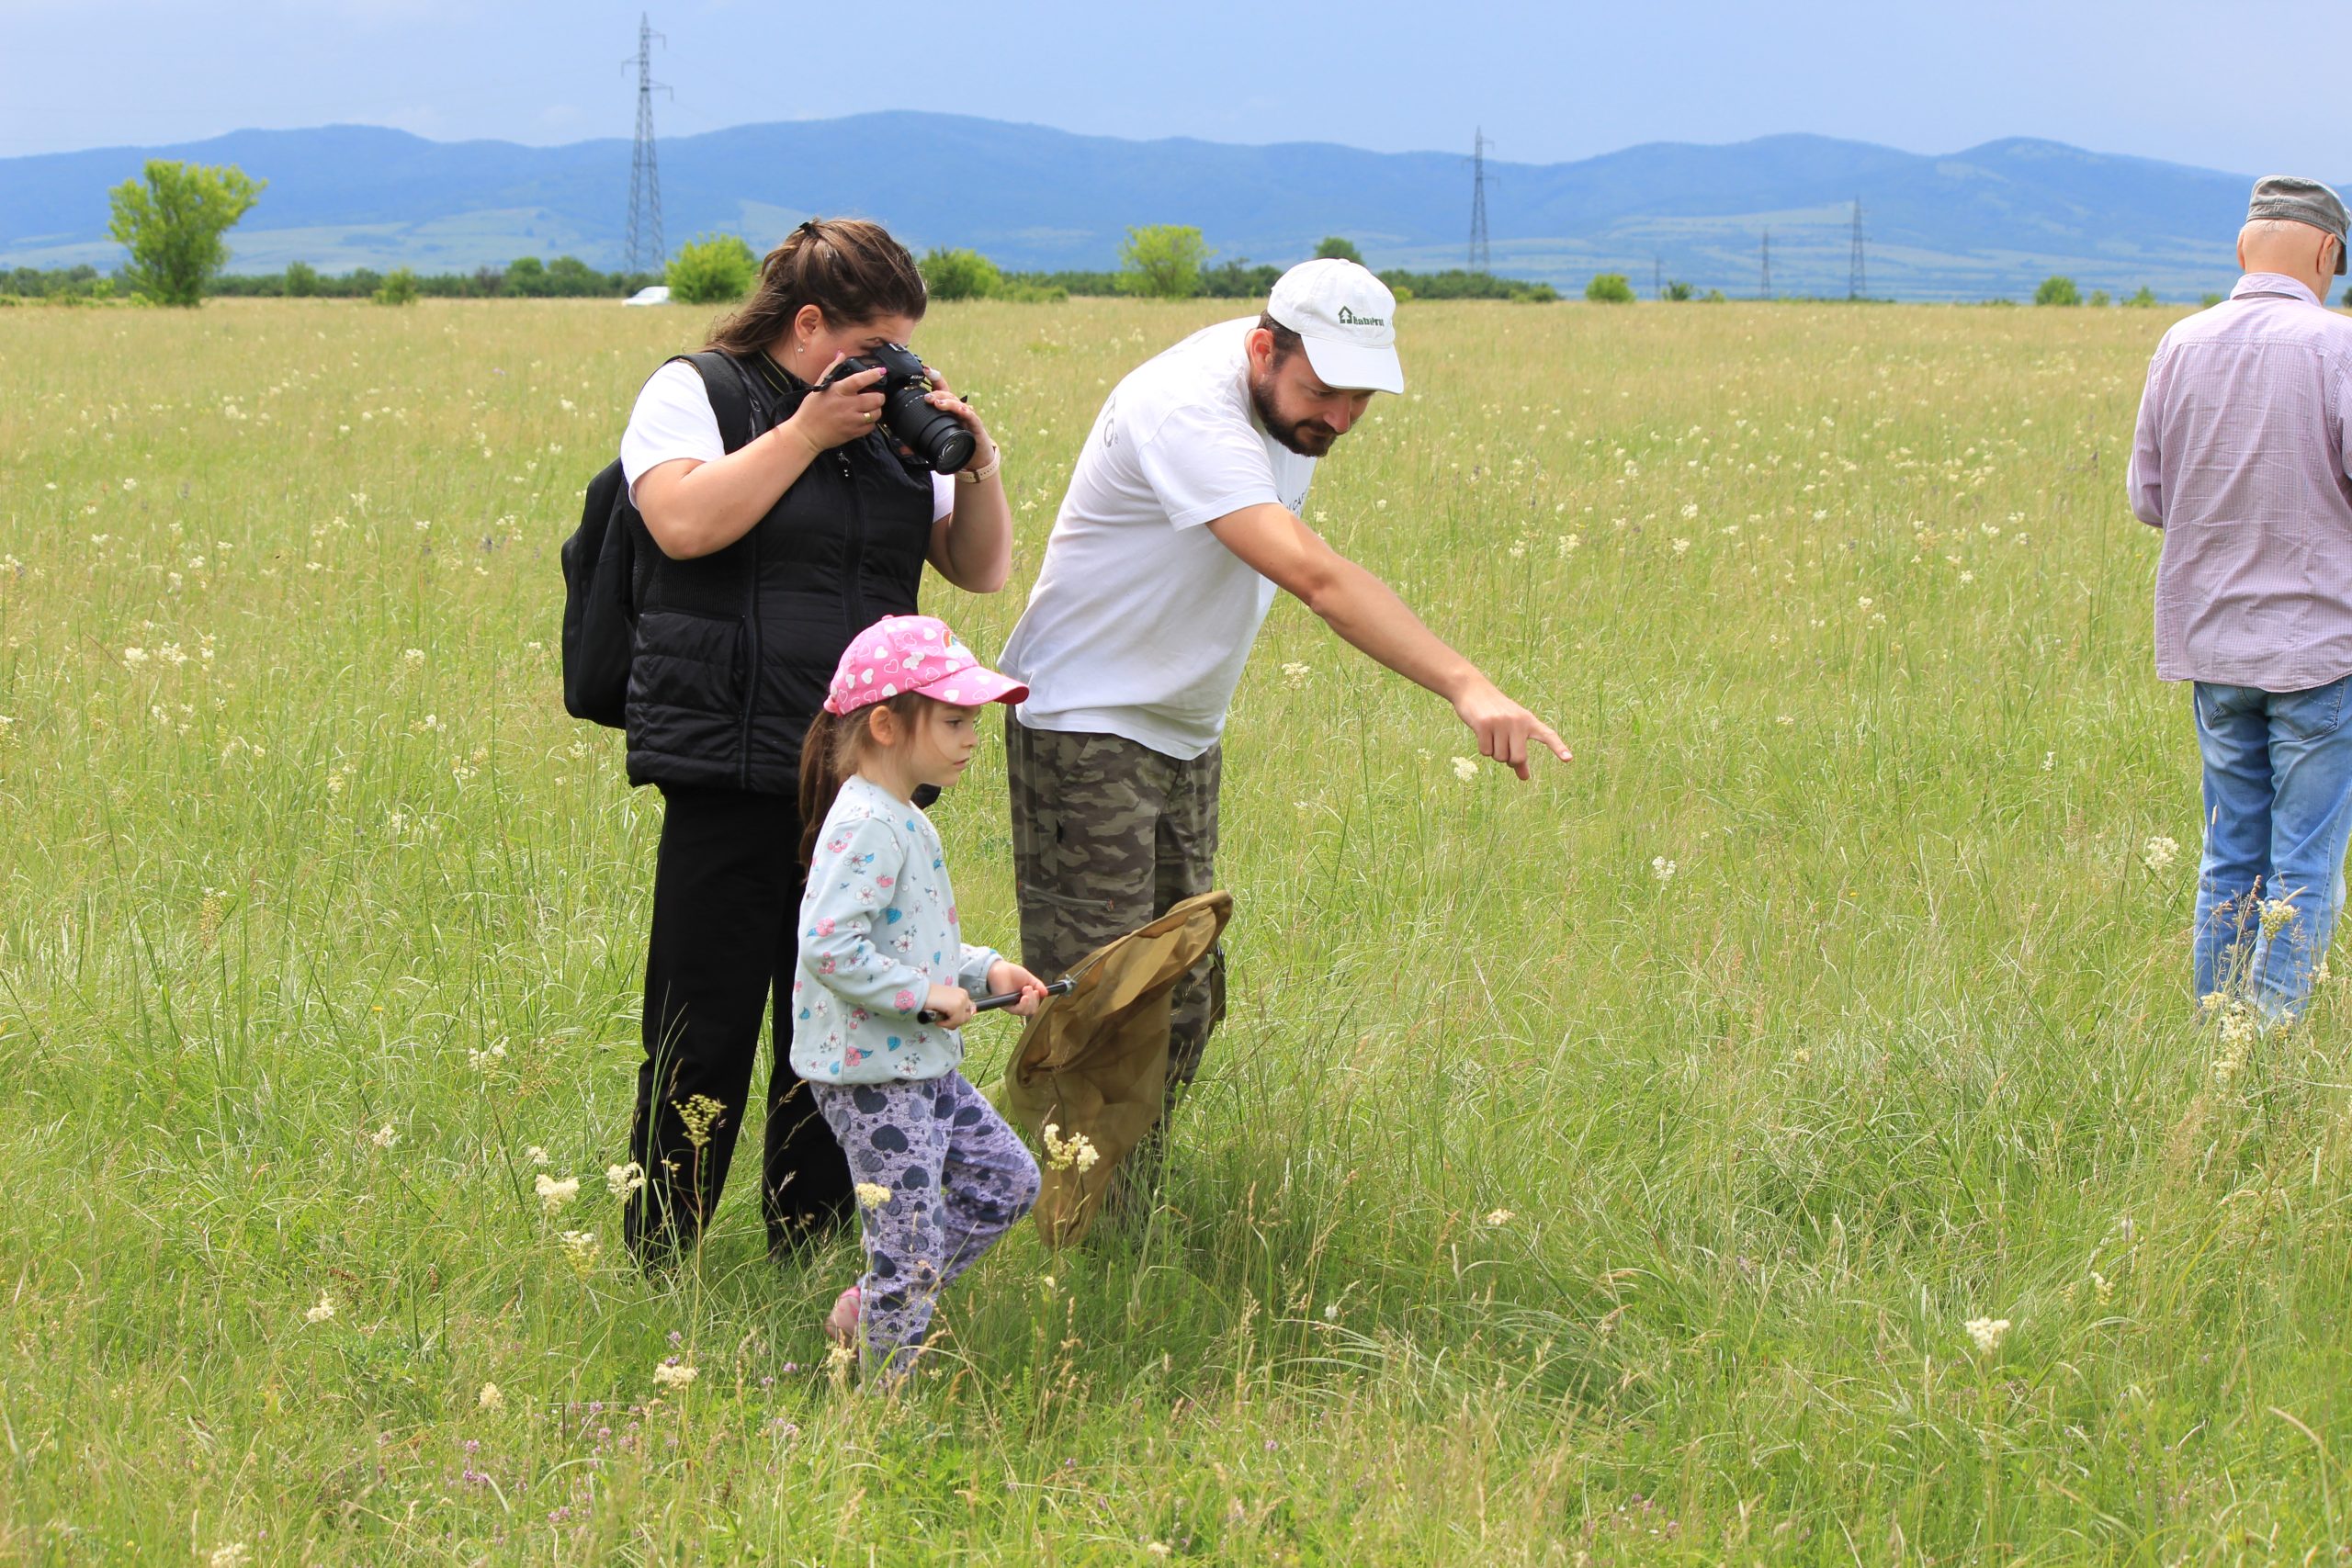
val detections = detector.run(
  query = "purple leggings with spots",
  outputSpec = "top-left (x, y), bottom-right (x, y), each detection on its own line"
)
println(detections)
top-left (810, 1070), bottom-right (1041, 1383)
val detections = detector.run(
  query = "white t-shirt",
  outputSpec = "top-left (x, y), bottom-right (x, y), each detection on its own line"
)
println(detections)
top-left (619, 359), bottom-right (956, 523)
top-left (1001, 318), bottom-right (1316, 760)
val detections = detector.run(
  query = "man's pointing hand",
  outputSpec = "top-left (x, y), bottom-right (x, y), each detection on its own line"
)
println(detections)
top-left (1453, 676), bottom-right (1573, 780)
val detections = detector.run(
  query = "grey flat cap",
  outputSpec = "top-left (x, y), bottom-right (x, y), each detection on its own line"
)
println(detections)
top-left (2248, 175), bottom-right (2349, 275)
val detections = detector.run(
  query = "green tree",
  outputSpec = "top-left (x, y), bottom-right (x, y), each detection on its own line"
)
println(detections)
top-left (2087, 288), bottom-right (2111, 307)
top-left (1196, 259), bottom-right (1282, 298)
top-left (1585, 273), bottom-right (1636, 304)
top-left (921, 247), bottom-right (1001, 301)
top-left (372, 267), bottom-right (420, 306)
top-left (503, 256), bottom-right (550, 298)
top-left (106, 160), bottom-right (265, 307)
top-left (2034, 275), bottom-right (2082, 307)
top-left (1314, 236), bottom-right (1364, 265)
top-left (545, 255), bottom-right (601, 296)
top-left (2125, 286), bottom-right (2160, 308)
top-left (283, 260), bottom-right (319, 299)
top-left (1662, 279), bottom-right (1695, 302)
top-left (1119, 225), bottom-right (1211, 299)
top-left (666, 233), bottom-right (757, 305)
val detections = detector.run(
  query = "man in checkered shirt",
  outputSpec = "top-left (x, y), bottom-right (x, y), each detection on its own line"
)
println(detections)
top-left (2130, 175), bottom-right (2352, 1015)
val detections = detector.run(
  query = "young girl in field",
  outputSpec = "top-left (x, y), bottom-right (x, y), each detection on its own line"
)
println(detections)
top-left (791, 614), bottom-right (1046, 1385)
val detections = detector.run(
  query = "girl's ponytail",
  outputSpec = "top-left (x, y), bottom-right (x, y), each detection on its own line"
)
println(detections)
top-left (797, 709), bottom-right (854, 867)
top-left (797, 692), bottom-right (930, 865)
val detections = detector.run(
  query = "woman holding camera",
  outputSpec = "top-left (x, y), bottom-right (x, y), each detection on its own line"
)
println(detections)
top-left (616, 217), bottom-right (1011, 1265)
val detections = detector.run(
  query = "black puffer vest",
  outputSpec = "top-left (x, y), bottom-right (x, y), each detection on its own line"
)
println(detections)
top-left (625, 354), bottom-right (933, 794)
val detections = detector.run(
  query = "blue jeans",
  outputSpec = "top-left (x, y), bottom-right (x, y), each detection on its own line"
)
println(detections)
top-left (2192, 676), bottom-right (2352, 1013)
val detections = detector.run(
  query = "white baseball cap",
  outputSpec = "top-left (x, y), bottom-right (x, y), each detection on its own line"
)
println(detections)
top-left (1265, 258), bottom-right (1405, 395)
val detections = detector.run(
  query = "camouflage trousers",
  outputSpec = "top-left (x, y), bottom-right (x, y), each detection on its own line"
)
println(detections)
top-left (1004, 714), bottom-right (1227, 1166)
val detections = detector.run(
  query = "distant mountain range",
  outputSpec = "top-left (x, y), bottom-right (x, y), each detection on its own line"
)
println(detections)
top-left (0, 114), bottom-right (2318, 301)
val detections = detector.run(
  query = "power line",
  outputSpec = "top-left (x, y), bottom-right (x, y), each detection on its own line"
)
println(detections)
top-left (1653, 253), bottom-right (1663, 299)
top-left (623, 14), bottom-right (670, 275)
top-left (1759, 228), bottom-right (1772, 299)
top-left (1848, 197), bottom-right (1866, 301)
top-left (1467, 128), bottom-right (1491, 273)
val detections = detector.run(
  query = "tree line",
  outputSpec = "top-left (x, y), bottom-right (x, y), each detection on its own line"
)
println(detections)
top-left (12, 160), bottom-right (1565, 309)
top-left (41, 158), bottom-right (2352, 313)
top-left (919, 230), bottom-right (1556, 304)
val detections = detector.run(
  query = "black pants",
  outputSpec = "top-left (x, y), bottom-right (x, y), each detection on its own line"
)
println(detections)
top-left (624, 784), bottom-right (854, 1262)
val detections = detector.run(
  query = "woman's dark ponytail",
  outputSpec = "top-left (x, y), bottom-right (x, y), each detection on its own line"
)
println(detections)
top-left (707, 218), bottom-right (929, 359)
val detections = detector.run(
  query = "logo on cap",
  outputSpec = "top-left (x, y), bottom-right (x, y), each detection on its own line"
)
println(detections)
top-left (1336, 307), bottom-right (1387, 328)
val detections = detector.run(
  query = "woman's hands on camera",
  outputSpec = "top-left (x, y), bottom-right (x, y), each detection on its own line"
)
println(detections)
top-left (921, 363), bottom-right (998, 471)
top-left (785, 353), bottom-right (889, 454)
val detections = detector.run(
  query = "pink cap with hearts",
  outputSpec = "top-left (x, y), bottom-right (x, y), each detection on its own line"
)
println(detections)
top-left (822, 615), bottom-right (1028, 716)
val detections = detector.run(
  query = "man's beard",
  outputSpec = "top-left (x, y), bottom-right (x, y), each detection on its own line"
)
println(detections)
top-left (1249, 371), bottom-right (1339, 457)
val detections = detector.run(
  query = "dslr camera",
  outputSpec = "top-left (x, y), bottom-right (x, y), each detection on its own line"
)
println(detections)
top-left (820, 343), bottom-right (976, 473)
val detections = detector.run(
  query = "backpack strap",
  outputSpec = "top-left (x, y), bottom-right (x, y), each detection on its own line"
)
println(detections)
top-left (679, 350), bottom-right (757, 454)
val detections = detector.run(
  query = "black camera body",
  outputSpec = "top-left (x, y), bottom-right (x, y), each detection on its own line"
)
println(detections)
top-left (821, 343), bottom-right (976, 474)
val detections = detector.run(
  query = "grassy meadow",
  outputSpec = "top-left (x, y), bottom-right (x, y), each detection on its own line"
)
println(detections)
top-left (3, 294), bottom-right (2346, 1564)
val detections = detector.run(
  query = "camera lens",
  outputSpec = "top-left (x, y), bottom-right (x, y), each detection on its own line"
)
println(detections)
top-left (885, 389), bottom-right (976, 472)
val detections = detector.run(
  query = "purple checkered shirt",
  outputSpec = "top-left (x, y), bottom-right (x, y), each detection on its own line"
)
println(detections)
top-left (2130, 272), bottom-right (2352, 691)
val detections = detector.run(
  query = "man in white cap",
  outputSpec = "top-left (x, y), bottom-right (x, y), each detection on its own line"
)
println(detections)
top-left (2130, 175), bottom-right (2352, 1017)
top-left (999, 258), bottom-right (1569, 1205)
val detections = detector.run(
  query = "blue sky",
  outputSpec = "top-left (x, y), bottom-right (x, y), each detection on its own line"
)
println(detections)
top-left (4, 0), bottom-right (2342, 175)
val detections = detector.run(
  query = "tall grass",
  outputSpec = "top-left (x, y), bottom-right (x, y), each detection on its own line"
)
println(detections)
top-left (2, 297), bottom-right (2344, 1563)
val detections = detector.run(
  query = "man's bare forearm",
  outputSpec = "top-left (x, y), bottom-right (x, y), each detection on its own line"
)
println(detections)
top-left (1306, 556), bottom-right (1479, 701)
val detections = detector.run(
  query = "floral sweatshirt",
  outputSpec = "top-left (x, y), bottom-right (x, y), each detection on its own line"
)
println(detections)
top-left (788, 774), bottom-right (1001, 1085)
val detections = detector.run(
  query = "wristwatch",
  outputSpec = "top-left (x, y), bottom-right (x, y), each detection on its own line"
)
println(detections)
top-left (956, 446), bottom-right (1001, 485)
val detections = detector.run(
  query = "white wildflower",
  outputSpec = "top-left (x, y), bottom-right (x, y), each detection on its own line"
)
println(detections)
top-left (2142, 836), bottom-right (2179, 874)
top-left (305, 1291), bottom-right (336, 1325)
top-left (1964, 1315), bottom-right (2010, 1355)
top-left (1450, 756), bottom-right (1479, 783)
top-left (368, 1124), bottom-right (398, 1149)
top-left (526, 1145), bottom-right (550, 1167)
top-left (605, 1161), bottom-right (646, 1200)
top-left (1484, 1208), bottom-right (1515, 1226)
top-left (534, 1173), bottom-right (580, 1214)
top-left (478, 1382), bottom-right (505, 1411)
top-left (854, 1181), bottom-right (895, 1209)
top-left (653, 1359), bottom-right (698, 1389)
top-left (1041, 1123), bottom-right (1100, 1174)
top-left (1651, 856), bottom-right (1677, 884)
top-left (559, 1229), bottom-right (601, 1271)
